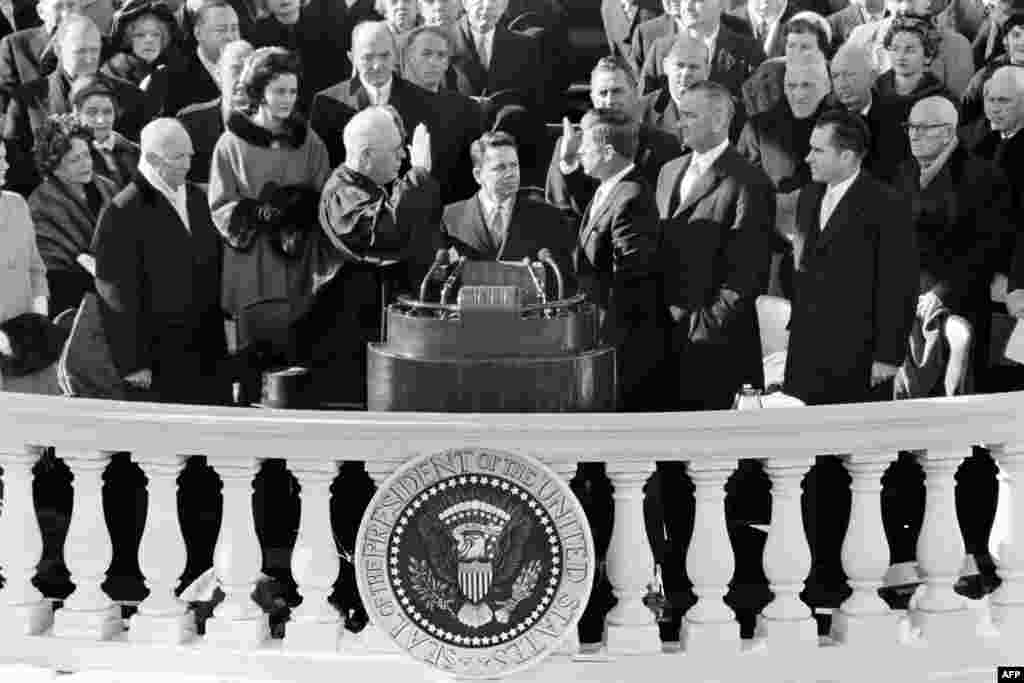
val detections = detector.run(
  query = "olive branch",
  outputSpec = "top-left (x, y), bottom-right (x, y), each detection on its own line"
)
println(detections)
top-left (408, 558), bottom-right (457, 616)
top-left (494, 559), bottom-right (543, 624)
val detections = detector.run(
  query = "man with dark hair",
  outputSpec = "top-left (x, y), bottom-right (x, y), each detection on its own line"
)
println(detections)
top-left (786, 109), bottom-right (918, 609)
top-left (442, 130), bottom-right (576, 293)
top-left (403, 24), bottom-right (485, 202)
top-left (162, 0), bottom-right (239, 114)
top-left (310, 20), bottom-right (434, 169)
top-left (635, 0), bottom-right (763, 96)
top-left (547, 55), bottom-right (680, 218)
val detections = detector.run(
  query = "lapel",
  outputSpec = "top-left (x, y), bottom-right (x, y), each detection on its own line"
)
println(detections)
top-left (496, 197), bottom-right (521, 260)
top-left (455, 18), bottom-right (488, 93)
top-left (348, 76), bottom-right (373, 110)
top-left (45, 71), bottom-right (70, 115)
top-left (674, 150), bottom-right (726, 217)
top-left (580, 170), bottom-right (630, 248)
top-left (664, 156), bottom-right (689, 218)
top-left (470, 195), bottom-right (498, 255)
top-left (138, 172), bottom-right (192, 238)
top-left (796, 181), bottom-right (824, 268)
top-left (816, 173), bottom-right (864, 251)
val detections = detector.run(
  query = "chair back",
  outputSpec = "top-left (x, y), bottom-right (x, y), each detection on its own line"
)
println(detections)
top-left (944, 314), bottom-right (973, 396)
top-left (755, 294), bottom-right (791, 357)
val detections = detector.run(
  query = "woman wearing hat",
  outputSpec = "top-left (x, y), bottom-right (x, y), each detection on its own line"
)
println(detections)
top-left (101, 0), bottom-right (182, 111)
top-left (70, 74), bottom-right (141, 189)
top-left (209, 47), bottom-right (330, 341)
top-left (27, 114), bottom-right (117, 319)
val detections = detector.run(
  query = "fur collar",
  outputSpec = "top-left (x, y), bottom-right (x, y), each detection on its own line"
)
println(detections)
top-left (226, 110), bottom-right (308, 149)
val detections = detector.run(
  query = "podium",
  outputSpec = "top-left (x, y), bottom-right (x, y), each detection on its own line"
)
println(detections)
top-left (367, 259), bottom-right (616, 412)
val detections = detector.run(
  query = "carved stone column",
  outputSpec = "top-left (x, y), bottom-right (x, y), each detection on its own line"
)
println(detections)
top-left (757, 456), bottom-right (816, 650)
top-left (990, 444), bottom-right (1024, 640)
top-left (910, 449), bottom-right (974, 645)
top-left (831, 451), bottom-right (898, 648)
top-left (129, 452), bottom-right (194, 644)
top-left (204, 456), bottom-right (268, 649)
top-left (550, 460), bottom-right (581, 656)
top-left (52, 450), bottom-right (122, 640)
top-left (682, 460), bottom-right (739, 656)
top-left (285, 460), bottom-right (344, 652)
top-left (604, 460), bottom-right (660, 654)
top-left (346, 460), bottom-right (400, 654)
top-left (0, 445), bottom-right (52, 636)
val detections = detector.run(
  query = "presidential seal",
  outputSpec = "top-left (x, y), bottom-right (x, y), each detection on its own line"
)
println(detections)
top-left (355, 449), bottom-right (594, 678)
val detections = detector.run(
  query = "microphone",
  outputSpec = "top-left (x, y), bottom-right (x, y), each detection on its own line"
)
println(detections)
top-left (418, 248), bottom-right (449, 302)
top-left (440, 256), bottom-right (466, 307)
top-left (522, 257), bottom-right (547, 305)
top-left (537, 248), bottom-right (564, 301)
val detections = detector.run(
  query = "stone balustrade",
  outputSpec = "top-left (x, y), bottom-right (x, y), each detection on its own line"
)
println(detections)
top-left (0, 391), bottom-right (1021, 682)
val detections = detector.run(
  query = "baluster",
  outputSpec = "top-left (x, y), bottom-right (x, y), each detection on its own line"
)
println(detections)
top-left (345, 460), bottom-right (400, 654)
top-left (204, 457), bottom-right (268, 648)
top-left (831, 452), bottom-right (898, 647)
top-left (757, 456), bottom-right (816, 649)
top-left (910, 449), bottom-right (974, 644)
top-left (550, 460), bottom-right (580, 656)
top-left (129, 453), bottom-right (194, 644)
top-left (991, 444), bottom-right (1024, 640)
top-left (682, 460), bottom-right (739, 655)
top-left (605, 460), bottom-right (660, 654)
top-left (0, 445), bottom-right (52, 636)
top-left (285, 460), bottom-right (343, 652)
top-left (52, 450), bottom-right (122, 640)
top-left (986, 444), bottom-right (1012, 566)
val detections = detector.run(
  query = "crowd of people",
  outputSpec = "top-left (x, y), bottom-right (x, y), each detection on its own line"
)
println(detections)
top-left (0, 0), bottom-right (1018, 644)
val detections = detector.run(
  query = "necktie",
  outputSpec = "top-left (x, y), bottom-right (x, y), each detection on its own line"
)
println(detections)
top-left (995, 135), bottom-right (1010, 168)
top-left (678, 158), bottom-right (703, 207)
top-left (94, 138), bottom-right (115, 152)
top-left (475, 32), bottom-right (490, 69)
top-left (490, 204), bottom-right (505, 245)
top-left (757, 18), bottom-right (768, 42)
top-left (819, 189), bottom-right (837, 230)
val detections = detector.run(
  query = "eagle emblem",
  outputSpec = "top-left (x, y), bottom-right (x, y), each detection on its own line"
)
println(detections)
top-left (405, 480), bottom-right (539, 630)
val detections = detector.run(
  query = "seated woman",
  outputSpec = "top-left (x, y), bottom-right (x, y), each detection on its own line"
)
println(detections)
top-left (741, 11), bottom-right (833, 117)
top-left (28, 115), bottom-right (118, 319)
top-left (71, 75), bottom-right (140, 189)
top-left (101, 0), bottom-right (181, 112)
top-left (209, 47), bottom-right (330, 340)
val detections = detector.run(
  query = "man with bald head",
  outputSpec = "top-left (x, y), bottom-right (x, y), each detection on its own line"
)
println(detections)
top-left (3, 13), bottom-right (146, 194)
top-left (311, 20), bottom-right (435, 168)
top-left (92, 117), bottom-right (227, 404)
top-left (298, 105), bottom-right (441, 405)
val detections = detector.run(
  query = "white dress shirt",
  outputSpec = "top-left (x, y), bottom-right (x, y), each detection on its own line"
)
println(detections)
top-left (472, 28), bottom-right (495, 69)
top-left (679, 138), bottom-right (728, 205)
top-left (819, 169), bottom-right (859, 230)
top-left (589, 162), bottom-right (635, 222)
top-left (362, 77), bottom-right (393, 106)
top-left (139, 159), bottom-right (190, 233)
top-left (478, 191), bottom-right (514, 245)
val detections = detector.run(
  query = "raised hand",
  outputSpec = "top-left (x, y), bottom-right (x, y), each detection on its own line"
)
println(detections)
top-left (410, 122), bottom-right (432, 172)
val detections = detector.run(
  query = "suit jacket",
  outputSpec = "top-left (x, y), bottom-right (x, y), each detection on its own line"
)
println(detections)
top-left (545, 122), bottom-right (681, 218)
top-left (727, 2), bottom-right (801, 59)
top-left (630, 13), bottom-right (755, 86)
top-left (448, 16), bottom-right (544, 109)
top-left (442, 192), bottom-right (577, 295)
top-left (92, 172), bottom-right (226, 404)
top-left (737, 99), bottom-right (829, 192)
top-left (600, 0), bottom-right (661, 73)
top-left (961, 118), bottom-right (1024, 278)
top-left (0, 26), bottom-right (51, 113)
top-left (90, 132), bottom-right (140, 190)
top-left (427, 88), bottom-right (485, 203)
top-left (784, 171), bottom-right (918, 405)
top-left (309, 74), bottom-right (434, 169)
top-left (3, 70), bottom-right (147, 196)
top-left (575, 166), bottom-right (664, 409)
top-left (655, 145), bottom-right (775, 409)
top-left (0, 1), bottom-right (40, 41)
top-left (640, 24), bottom-right (764, 97)
top-left (161, 50), bottom-right (219, 117)
top-left (177, 96), bottom-right (224, 185)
